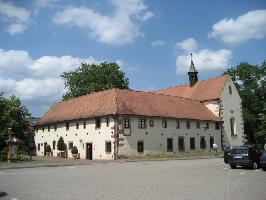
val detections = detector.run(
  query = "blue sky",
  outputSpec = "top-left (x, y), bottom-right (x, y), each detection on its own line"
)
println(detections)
top-left (0, 0), bottom-right (265, 117)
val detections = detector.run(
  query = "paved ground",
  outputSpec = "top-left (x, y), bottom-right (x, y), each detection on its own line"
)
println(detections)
top-left (0, 158), bottom-right (265, 200)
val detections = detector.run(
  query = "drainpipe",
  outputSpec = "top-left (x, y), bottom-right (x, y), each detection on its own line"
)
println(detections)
top-left (218, 100), bottom-right (224, 151)
top-left (112, 115), bottom-right (119, 160)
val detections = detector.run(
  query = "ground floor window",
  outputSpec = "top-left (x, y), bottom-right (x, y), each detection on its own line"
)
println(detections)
top-left (38, 143), bottom-right (40, 151)
top-left (53, 141), bottom-right (56, 150)
top-left (137, 141), bottom-right (144, 153)
top-left (210, 137), bottom-right (214, 149)
top-left (167, 138), bottom-right (173, 152)
top-left (178, 137), bottom-right (185, 151)
top-left (69, 142), bottom-right (73, 150)
top-left (105, 141), bottom-right (111, 153)
top-left (200, 137), bottom-right (206, 149)
top-left (190, 137), bottom-right (195, 150)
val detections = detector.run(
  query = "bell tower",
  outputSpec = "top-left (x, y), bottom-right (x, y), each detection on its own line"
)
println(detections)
top-left (188, 53), bottom-right (198, 87)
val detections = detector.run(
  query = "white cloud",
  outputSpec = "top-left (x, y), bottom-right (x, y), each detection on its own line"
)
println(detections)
top-left (176, 49), bottom-right (232, 73)
top-left (209, 10), bottom-right (266, 44)
top-left (151, 40), bottom-right (165, 47)
top-left (176, 38), bottom-right (198, 52)
top-left (0, 0), bottom-right (30, 34)
top-left (53, 0), bottom-right (154, 45)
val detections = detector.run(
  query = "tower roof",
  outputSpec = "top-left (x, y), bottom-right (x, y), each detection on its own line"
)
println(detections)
top-left (188, 54), bottom-right (198, 73)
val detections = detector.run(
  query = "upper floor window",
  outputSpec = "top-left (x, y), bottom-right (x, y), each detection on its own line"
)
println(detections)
top-left (42, 126), bottom-right (44, 132)
top-left (162, 119), bottom-right (167, 128)
top-left (66, 122), bottom-right (69, 131)
top-left (106, 117), bottom-right (109, 127)
top-left (48, 125), bottom-right (50, 132)
top-left (230, 118), bottom-right (236, 136)
top-left (105, 141), bottom-right (111, 153)
top-left (215, 122), bottom-right (220, 130)
top-left (176, 120), bottom-right (180, 129)
top-left (138, 119), bottom-right (146, 129)
top-left (205, 122), bottom-right (209, 129)
top-left (229, 85), bottom-right (232, 94)
top-left (124, 119), bottom-right (130, 129)
top-left (54, 124), bottom-right (57, 131)
top-left (149, 119), bottom-right (154, 127)
top-left (76, 122), bottom-right (79, 129)
top-left (83, 121), bottom-right (86, 129)
top-left (95, 118), bottom-right (101, 129)
top-left (186, 121), bottom-right (190, 129)
top-left (196, 121), bottom-right (200, 129)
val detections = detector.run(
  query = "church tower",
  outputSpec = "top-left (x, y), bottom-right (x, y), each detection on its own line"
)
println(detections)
top-left (188, 53), bottom-right (198, 87)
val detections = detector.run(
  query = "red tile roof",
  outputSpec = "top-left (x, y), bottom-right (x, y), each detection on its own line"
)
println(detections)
top-left (155, 75), bottom-right (229, 101)
top-left (37, 88), bottom-right (221, 125)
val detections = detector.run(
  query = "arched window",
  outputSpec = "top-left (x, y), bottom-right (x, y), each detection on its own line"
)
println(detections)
top-left (230, 118), bottom-right (236, 136)
top-left (229, 85), bottom-right (232, 94)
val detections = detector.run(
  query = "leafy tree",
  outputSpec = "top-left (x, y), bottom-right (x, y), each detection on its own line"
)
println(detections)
top-left (57, 136), bottom-right (65, 151)
top-left (61, 62), bottom-right (129, 100)
top-left (224, 61), bottom-right (266, 144)
top-left (0, 93), bottom-right (31, 152)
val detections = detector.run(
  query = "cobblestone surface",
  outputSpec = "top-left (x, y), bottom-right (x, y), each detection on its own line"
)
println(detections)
top-left (0, 158), bottom-right (265, 200)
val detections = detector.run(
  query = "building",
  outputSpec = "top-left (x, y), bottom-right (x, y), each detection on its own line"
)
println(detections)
top-left (35, 61), bottom-right (243, 160)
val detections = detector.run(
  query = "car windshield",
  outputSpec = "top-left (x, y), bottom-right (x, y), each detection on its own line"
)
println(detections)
top-left (238, 149), bottom-right (248, 154)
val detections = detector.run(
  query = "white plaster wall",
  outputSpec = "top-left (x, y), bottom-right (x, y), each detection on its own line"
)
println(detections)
top-left (35, 117), bottom-right (115, 160)
top-left (119, 117), bottom-right (221, 156)
top-left (220, 77), bottom-right (244, 147)
top-left (203, 101), bottom-right (219, 117)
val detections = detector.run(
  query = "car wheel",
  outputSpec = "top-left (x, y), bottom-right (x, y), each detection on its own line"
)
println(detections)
top-left (230, 164), bottom-right (236, 169)
top-left (262, 168), bottom-right (266, 171)
top-left (252, 162), bottom-right (258, 170)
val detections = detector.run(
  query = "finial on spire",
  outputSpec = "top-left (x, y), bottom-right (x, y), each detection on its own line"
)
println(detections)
top-left (190, 53), bottom-right (192, 62)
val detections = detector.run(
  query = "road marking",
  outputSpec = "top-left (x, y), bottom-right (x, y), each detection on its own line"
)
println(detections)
top-left (255, 169), bottom-right (260, 172)
top-left (220, 163), bottom-right (225, 165)
top-left (67, 166), bottom-right (75, 169)
top-left (0, 172), bottom-right (5, 175)
top-left (240, 172), bottom-right (245, 175)
top-left (214, 164), bottom-right (219, 166)
top-left (11, 198), bottom-right (18, 200)
top-left (223, 167), bottom-right (229, 170)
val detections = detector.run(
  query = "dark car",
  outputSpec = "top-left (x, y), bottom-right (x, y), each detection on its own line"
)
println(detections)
top-left (228, 146), bottom-right (260, 169)
top-left (260, 151), bottom-right (266, 171)
top-left (224, 147), bottom-right (232, 163)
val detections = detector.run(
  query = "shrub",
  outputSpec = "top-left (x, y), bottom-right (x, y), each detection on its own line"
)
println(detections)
top-left (71, 146), bottom-right (78, 154)
top-left (45, 145), bottom-right (52, 153)
top-left (57, 137), bottom-right (65, 151)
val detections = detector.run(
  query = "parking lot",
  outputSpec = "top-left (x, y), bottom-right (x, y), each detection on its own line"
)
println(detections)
top-left (0, 158), bottom-right (265, 200)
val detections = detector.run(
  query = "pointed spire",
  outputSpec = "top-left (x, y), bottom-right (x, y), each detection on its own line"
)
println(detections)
top-left (189, 53), bottom-right (198, 73)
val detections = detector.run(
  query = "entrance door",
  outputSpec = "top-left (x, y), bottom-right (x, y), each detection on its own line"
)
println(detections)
top-left (178, 137), bottom-right (185, 151)
top-left (86, 143), bottom-right (93, 160)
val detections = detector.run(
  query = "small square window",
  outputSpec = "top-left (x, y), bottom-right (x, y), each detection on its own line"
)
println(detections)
top-left (124, 119), bottom-right (130, 129)
top-left (105, 141), bottom-right (111, 153)
top-left (176, 120), bottom-right (180, 129)
top-left (95, 118), bottom-right (101, 128)
top-left (186, 121), bottom-right (190, 129)
top-left (138, 119), bottom-right (146, 129)
top-left (162, 119), bottom-right (167, 128)
top-left (149, 119), bottom-right (154, 127)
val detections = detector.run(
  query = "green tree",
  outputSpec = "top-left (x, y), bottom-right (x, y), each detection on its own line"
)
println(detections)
top-left (224, 61), bottom-right (266, 144)
top-left (0, 93), bottom-right (31, 152)
top-left (57, 136), bottom-right (65, 151)
top-left (61, 62), bottom-right (129, 100)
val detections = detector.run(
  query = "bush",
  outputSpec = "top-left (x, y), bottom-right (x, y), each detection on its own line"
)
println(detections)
top-left (71, 146), bottom-right (78, 154)
top-left (45, 145), bottom-right (52, 153)
top-left (57, 137), bottom-right (65, 151)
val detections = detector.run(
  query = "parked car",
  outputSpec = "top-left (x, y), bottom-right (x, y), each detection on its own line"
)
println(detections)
top-left (228, 146), bottom-right (260, 169)
top-left (224, 147), bottom-right (232, 163)
top-left (260, 151), bottom-right (266, 171)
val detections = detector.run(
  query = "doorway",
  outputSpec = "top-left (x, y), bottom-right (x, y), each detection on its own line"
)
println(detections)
top-left (86, 143), bottom-right (93, 160)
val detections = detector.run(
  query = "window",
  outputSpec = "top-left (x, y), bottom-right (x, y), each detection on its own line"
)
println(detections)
top-left (105, 141), bottom-right (111, 153)
top-left (162, 119), bottom-right (167, 128)
top-left (176, 120), bottom-right (180, 129)
top-left (66, 122), bottom-right (69, 131)
top-left (167, 138), bottom-right (173, 152)
top-left (178, 137), bottom-right (185, 151)
top-left (42, 126), bottom-right (44, 132)
top-left (83, 121), bottom-right (86, 129)
top-left (196, 121), bottom-right (200, 129)
top-left (124, 119), bottom-right (130, 129)
top-left (210, 137), bottom-right (214, 149)
top-left (36, 127), bottom-right (39, 133)
top-left (106, 118), bottom-right (109, 127)
top-left (215, 122), bottom-right (220, 130)
top-left (190, 137), bottom-right (195, 150)
top-left (54, 124), bottom-right (57, 131)
top-left (205, 122), bottom-right (209, 129)
top-left (95, 118), bottom-right (101, 128)
top-left (38, 143), bottom-right (40, 151)
top-left (69, 142), bottom-right (73, 150)
top-left (137, 141), bottom-right (144, 153)
top-left (186, 121), bottom-right (190, 129)
top-left (149, 119), bottom-right (154, 127)
top-left (230, 118), bottom-right (236, 135)
top-left (76, 122), bottom-right (79, 129)
top-left (229, 85), bottom-right (232, 94)
top-left (53, 141), bottom-right (56, 150)
top-left (48, 125), bottom-right (50, 132)
top-left (200, 137), bottom-right (206, 149)
top-left (138, 119), bottom-right (146, 129)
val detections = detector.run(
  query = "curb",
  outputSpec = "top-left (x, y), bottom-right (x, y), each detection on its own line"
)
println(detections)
top-left (124, 156), bottom-right (223, 162)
